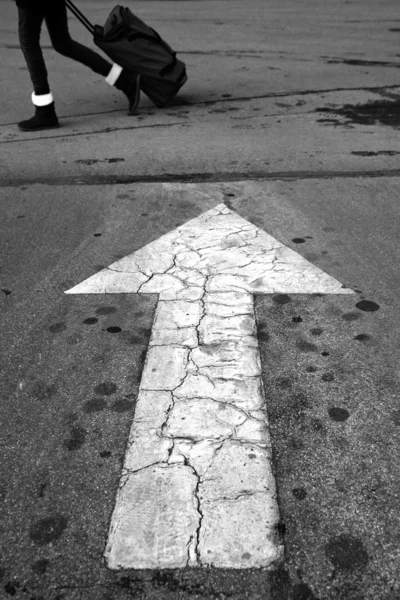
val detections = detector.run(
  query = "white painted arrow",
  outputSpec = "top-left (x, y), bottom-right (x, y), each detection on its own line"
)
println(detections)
top-left (66, 203), bottom-right (353, 570)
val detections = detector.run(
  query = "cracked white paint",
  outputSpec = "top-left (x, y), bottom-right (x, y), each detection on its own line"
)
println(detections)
top-left (66, 203), bottom-right (353, 570)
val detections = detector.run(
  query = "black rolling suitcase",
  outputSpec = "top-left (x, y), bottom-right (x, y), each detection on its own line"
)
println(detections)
top-left (65, 0), bottom-right (187, 107)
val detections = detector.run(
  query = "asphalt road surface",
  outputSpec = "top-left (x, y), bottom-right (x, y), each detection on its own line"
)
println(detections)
top-left (0, 1), bottom-right (399, 599)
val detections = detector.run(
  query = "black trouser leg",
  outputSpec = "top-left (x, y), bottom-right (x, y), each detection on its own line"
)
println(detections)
top-left (18, 6), bottom-right (50, 95)
top-left (45, 0), bottom-right (111, 77)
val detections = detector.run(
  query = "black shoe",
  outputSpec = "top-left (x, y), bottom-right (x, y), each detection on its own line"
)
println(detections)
top-left (116, 71), bottom-right (141, 115)
top-left (18, 102), bottom-right (59, 131)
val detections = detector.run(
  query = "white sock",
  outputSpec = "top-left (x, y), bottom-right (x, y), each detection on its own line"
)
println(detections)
top-left (32, 92), bottom-right (54, 106)
top-left (105, 64), bottom-right (123, 86)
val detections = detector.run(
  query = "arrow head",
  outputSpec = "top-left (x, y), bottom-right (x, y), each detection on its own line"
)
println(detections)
top-left (66, 204), bottom-right (354, 296)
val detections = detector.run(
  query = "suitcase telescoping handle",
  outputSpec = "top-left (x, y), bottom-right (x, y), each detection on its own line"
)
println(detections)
top-left (65, 0), bottom-right (95, 36)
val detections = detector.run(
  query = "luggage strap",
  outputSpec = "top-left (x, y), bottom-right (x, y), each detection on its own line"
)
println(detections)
top-left (65, 0), bottom-right (95, 36)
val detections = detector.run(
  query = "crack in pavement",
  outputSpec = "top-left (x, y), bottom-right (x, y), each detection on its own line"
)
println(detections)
top-left (62, 200), bottom-right (353, 569)
top-left (81, 203), bottom-right (349, 569)
top-left (2, 169), bottom-right (399, 187)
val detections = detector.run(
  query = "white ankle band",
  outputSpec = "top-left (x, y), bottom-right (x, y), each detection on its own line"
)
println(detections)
top-left (32, 92), bottom-right (54, 107)
top-left (106, 63), bottom-right (123, 86)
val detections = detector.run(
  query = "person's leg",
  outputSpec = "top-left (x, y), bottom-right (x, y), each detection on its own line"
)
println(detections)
top-left (45, 0), bottom-right (141, 114)
top-left (17, 5), bottom-right (59, 131)
top-left (18, 5), bottom-right (49, 94)
top-left (45, 0), bottom-right (111, 76)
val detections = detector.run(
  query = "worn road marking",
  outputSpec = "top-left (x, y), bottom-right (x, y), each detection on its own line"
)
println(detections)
top-left (66, 204), bottom-right (353, 569)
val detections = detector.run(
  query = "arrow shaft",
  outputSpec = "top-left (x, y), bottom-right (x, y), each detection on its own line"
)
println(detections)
top-left (105, 290), bottom-right (282, 569)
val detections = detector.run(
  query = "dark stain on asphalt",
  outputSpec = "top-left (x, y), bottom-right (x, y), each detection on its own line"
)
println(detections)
top-left (208, 107), bottom-right (240, 113)
top-left (297, 339), bottom-right (318, 352)
top-left (29, 514), bottom-right (68, 545)
top-left (310, 327), bottom-right (323, 336)
top-left (325, 534), bottom-right (369, 570)
top-left (321, 372), bottom-right (335, 382)
top-left (139, 348), bottom-right (147, 368)
top-left (326, 58), bottom-right (400, 68)
top-left (292, 238), bottom-right (306, 243)
top-left (342, 311), bottom-right (361, 321)
top-left (83, 317), bottom-right (98, 325)
top-left (32, 559), bottom-right (49, 574)
top-left (111, 399), bottom-right (134, 413)
top-left (38, 482), bottom-right (47, 498)
top-left (32, 381), bottom-right (58, 401)
top-left (292, 487), bottom-right (307, 500)
top-left (292, 582), bottom-right (317, 599)
top-left (329, 407), bottom-right (350, 422)
top-left (106, 326), bottom-right (122, 333)
top-left (317, 117), bottom-right (341, 125)
top-left (4, 582), bottom-right (18, 596)
top-left (275, 520), bottom-right (286, 541)
top-left (276, 377), bottom-right (292, 389)
top-left (257, 330), bottom-right (270, 342)
top-left (151, 571), bottom-right (182, 592)
top-left (63, 425), bottom-right (86, 450)
top-left (392, 411), bottom-right (400, 426)
top-left (117, 575), bottom-right (145, 595)
top-left (49, 322), bottom-right (67, 333)
top-left (76, 158), bottom-right (125, 165)
top-left (100, 450), bottom-right (112, 458)
top-left (356, 300), bottom-right (380, 312)
top-left (306, 366), bottom-right (318, 373)
top-left (257, 322), bottom-right (270, 342)
top-left (321, 351), bottom-right (330, 356)
top-left (352, 150), bottom-right (400, 156)
top-left (273, 294), bottom-right (291, 305)
top-left (269, 568), bottom-right (291, 599)
top-left (76, 159), bottom-right (98, 165)
top-left (1, 289), bottom-right (12, 296)
top-left (354, 333), bottom-right (372, 342)
top-left (84, 397), bottom-right (107, 413)
top-left (317, 100), bottom-right (400, 127)
top-left (223, 197), bottom-right (234, 210)
top-left (96, 306), bottom-right (117, 315)
top-left (94, 381), bottom-right (117, 395)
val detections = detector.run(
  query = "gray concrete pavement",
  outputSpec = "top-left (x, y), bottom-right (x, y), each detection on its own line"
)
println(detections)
top-left (0, 0), bottom-right (400, 598)
top-left (1, 0), bottom-right (400, 180)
